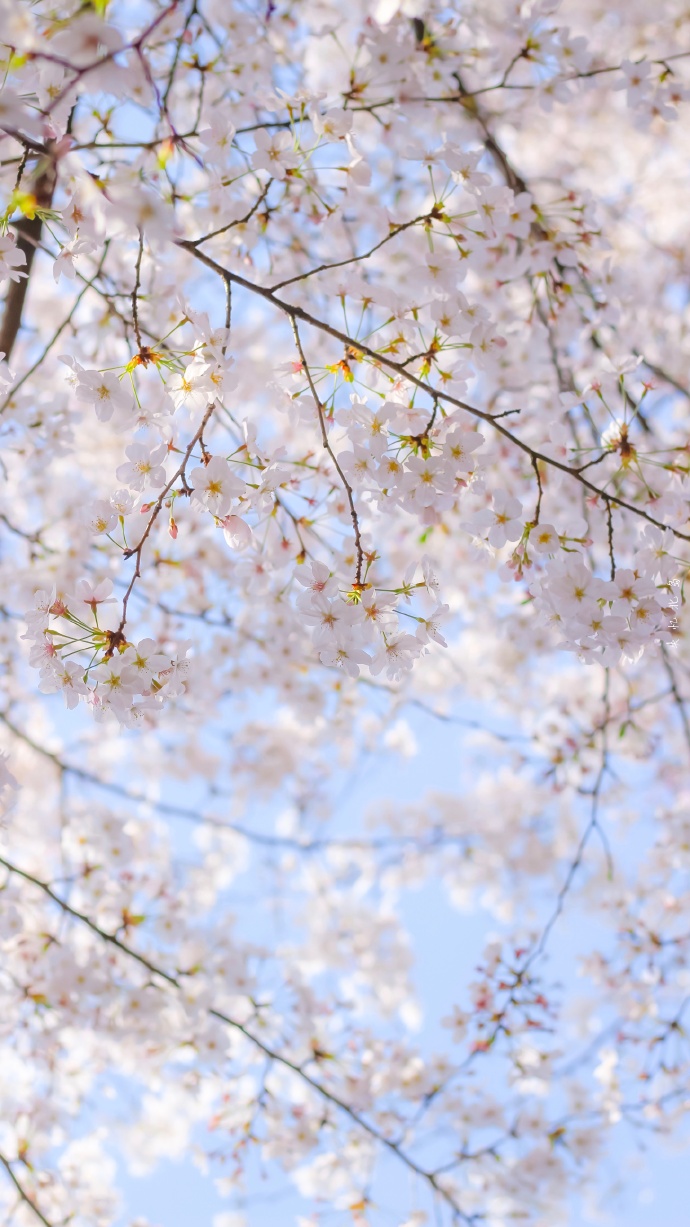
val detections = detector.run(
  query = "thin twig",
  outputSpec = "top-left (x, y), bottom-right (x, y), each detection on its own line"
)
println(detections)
top-left (176, 242), bottom-right (690, 546)
top-left (114, 402), bottom-right (216, 645)
top-left (0, 1154), bottom-right (55, 1227)
top-left (605, 498), bottom-right (616, 580)
top-left (0, 853), bottom-right (475, 1225)
top-left (131, 228), bottom-right (145, 352)
top-left (290, 317), bottom-right (365, 585)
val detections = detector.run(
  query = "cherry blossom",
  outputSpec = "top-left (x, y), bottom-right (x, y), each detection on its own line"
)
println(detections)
top-left (116, 442), bottom-right (168, 492)
top-left (0, 233), bottom-right (26, 283)
top-left (190, 457), bottom-right (245, 518)
top-left (74, 368), bottom-right (134, 422)
top-left (251, 129), bottom-right (299, 180)
top-left (221, 514), bottom-right (252, 550)
top-left (0, 3), bottom-right (690, 1225)
top-left (469, 492), bottom-right (524, 549)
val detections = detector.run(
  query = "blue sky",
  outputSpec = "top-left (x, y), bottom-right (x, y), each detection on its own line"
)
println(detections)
top-left (102, 700), bottom-right (690, 1227)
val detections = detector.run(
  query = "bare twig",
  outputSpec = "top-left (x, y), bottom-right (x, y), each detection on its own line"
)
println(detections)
top-left (0, 1153), bottom-right (55, 1227)
top-left (113, 402), bottom-right (216, 646)
top-left (0, 853), bottom-right (475, 1225)
top-left (176, 242), bottom-right (690, 546)
top-left (290, 317), bottom-right (365, 585)
top-left (130, 228), bottom-right (145, 351)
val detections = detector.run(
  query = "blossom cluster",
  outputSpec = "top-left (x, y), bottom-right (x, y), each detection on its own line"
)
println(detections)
top-left (1, 0), bottom-right (690, 1225)
top-left (23, 581), bottom-right (188, 725)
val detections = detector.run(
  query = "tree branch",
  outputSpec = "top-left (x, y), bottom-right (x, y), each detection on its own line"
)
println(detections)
top-left (0, 852), bottom-right (475, 1225)
top-left (0, 150), bottom-right (58, 361)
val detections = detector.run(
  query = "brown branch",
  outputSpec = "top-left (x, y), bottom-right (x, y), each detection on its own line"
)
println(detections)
top-left (530, 454), bottom-right (543, 525)
top-left (176, 241), bottom-right (690, 545)
top-left (186, 179), bottom-right (272, 246)
top-left (453, 73), bottom-right (656, 436)
top-left (0, 149), bottom-right (58, 361)
top-left (38, 2), bottom-right (181, 118)
top-left (527, 671), bottom-right (613, 969)
top-left (130, 228), bottom-right (145, 351)
top-left (269, 211), bottom-right (433, 292)
top-left (290, 317), bottom-right (365, 585)
top-left (0, 710), bottom-right (472, 854)
top-left (0, 246), bottom-right (109, 416)
top-left (635, 352), bottom-right (690, 402)
top-left (0, 1153), bottom-right (55, 1227)
top-left (605, 498), bottom-right (616, 580)
top-left (0, 853), bottom-right (475, 1225)
top-left (660, 644), bottom-right (690, 754)
top-left (113, 402), bottom-right (216, 646)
